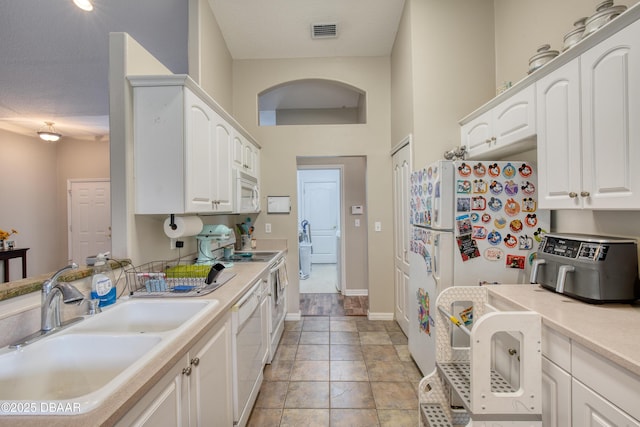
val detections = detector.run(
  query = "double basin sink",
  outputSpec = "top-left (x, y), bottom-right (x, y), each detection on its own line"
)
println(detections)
top-left (0, 298), bottom-right (219, 415)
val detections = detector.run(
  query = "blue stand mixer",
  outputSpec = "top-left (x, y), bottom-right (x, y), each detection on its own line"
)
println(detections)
top-left (196, 224), bottom-right (234, 264)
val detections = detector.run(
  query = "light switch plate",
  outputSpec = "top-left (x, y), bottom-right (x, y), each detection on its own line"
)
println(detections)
top-left (265, 223), bottom-right (272, 233)
top-left (374, 222), bottom-right (382, 232)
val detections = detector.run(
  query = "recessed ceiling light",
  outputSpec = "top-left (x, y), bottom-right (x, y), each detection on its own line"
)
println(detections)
top-left (73, 0), bottom-right (94, 12)
top-left (37, 122), bottom-right (62, 142)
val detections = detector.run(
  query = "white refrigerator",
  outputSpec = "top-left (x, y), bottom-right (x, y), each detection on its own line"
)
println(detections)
top-left (408, 160), bottom-right (549, 375)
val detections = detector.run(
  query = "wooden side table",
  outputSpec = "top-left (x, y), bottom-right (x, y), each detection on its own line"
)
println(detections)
top-left (0, 248), bottom-right (29, 282)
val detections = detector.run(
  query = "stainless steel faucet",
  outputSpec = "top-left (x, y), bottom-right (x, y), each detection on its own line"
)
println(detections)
top-left (41, 263), bottom-right (84, 332)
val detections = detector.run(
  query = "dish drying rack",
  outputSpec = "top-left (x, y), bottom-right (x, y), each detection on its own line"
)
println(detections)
top-left (125, 260), bottom-right (235, 297)
top-left (419, 286), bottom-right (542, 427)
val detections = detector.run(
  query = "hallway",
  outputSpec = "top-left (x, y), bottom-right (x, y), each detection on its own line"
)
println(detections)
top-left (247, 316), bottom-right (422, 426)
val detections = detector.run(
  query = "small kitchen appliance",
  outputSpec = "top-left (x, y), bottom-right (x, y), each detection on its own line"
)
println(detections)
top-left (531, 233), bottom-right (640, 303)
top-left (195, 224), bottom-right (235, 264)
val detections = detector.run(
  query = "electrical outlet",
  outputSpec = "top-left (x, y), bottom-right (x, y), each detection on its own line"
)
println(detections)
top-left (375, 221), bottom-right (382, 232)
top-left (355, 219), bottom-right (360, 227)
top-left (265, 223), bottom-right (272, 233)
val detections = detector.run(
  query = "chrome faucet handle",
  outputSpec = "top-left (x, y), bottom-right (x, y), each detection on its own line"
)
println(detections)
top-left (87, 299), bottom-right (102, 315)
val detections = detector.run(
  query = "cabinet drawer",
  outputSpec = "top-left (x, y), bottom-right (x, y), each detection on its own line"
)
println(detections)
top-left (572, 342), bottom-right (640, 421)
top-left (541, 325), bottom-right (571, 372)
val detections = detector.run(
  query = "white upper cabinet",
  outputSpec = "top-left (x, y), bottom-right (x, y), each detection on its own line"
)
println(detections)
top-left (461, 84), bottom-right (536, 159)
top-left (233, 132), bottom-right (260, 179)
top-left (537, 19), bottom-right (640, 209)
top-left (130, 75), bottom-right (259, 215)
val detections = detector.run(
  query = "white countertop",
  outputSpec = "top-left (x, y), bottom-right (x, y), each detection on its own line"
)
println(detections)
top-left (0, 246), bottom-right (287, 427)
top-left (486, 284), bottom-right (640, 376)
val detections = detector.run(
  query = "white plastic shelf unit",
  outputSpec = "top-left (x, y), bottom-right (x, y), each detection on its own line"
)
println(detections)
top-left (419, 286), bottom-right (542, 427)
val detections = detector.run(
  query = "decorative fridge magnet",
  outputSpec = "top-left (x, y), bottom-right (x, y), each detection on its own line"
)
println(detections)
top-left (456, 215), bottom-right (473, 235)
top-left (504, 180), bottom-right (519, 196)
top-left (502, 162), bottom-right (516, 178)
top-left (484, 247), bottom-right (504, 261)
top-left (509, 219), bottom-right (523, 233)
top-left (494, 216), bottom-right (507, 229)
top-left (416, 288), bottom-right (431, 336)
top-left (525, 213), bottom-right (538, 227)
top-left (472, 196), bottom-right (487, 210)
top-left (521, 181), bottom-right (536, 195)
top-left (488, 163), bottom-right (501, 177)
top-left (473, 162), bottom-right (486, 177)
top-left (472, 226), bottom-right (487, 239)
top-left (457, 180), bottom-right (471, 193)
top-left (427, 182), bottom-right (433, 195)
top-left (487, 230), bottom-right (502, 246)
top-left (435, 181), bottom-right (440, 198)
top-left (506, 254), bottom-right (526, 269)
top-left (489, 180), bottom-right (503, 195)
top-left (481, 212), bottom-right (492, 223)
top-left (488, 197), bottom-right (503, 211)
top-left (470, 212), bottom-right (480, 223)
top-left (533, 228), bottom-right (548, 242)
top-left (456, 234), bottom-right (481, 261)
top-left (503, 233), bottom-right (518, 248)
top-left (458, 162), bottom-right (472, 177)
top-left (519, 235), bottom-right (534, 250)
top-left (504, 198), bottom-right (520, 216)
top-left (473, 179), bottom-right (488, 193)
top-left (457, 198), bottom-right (471, 212)
top-left (522, 197), bottom-right (537, 212)
top-left (518, 163), bottom-right (533, 177)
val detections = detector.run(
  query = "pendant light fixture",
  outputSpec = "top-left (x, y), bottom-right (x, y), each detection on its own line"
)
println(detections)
top-left (37, 121), bottom-right (62, 142)
top-left (73, 0), bottom-right (94, 12)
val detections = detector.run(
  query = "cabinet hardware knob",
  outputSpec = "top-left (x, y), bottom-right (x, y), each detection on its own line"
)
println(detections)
top-left (485, 139), bottom-right (492, 144)
top-left (580, 191), bottom-right (590, 197)
top-left (182, 366), bottom-right (192, 376)
top-left (508, 348), bottom-right (518, 356)
top-left (491, 136), bottom-right (497, 143)
top-left (191, 357), bottom-right (200, 366)
top-left (569, 192), bottom-right (578, 198)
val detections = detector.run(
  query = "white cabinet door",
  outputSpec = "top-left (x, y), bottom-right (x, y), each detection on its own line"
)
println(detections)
top-left (233, 132), bottom-right (260, 179)
top-left (115, 356), bottom-right (189, 427)
top-left (461, 85), bottom-right (535, 159)
top-left (211, 114), bottom-right (233, 212)
top-left (536, 59), bottom-right (583, 209)
top-left (188, 316), bottom-right (233, 427)
top-left (542, 357), bottom-right (572, 427)
top-left (572, 379), bottom-right (640, 427)
top-left (185, 89), bottom-right (215, 213)
top-left (580, 19), bottom-right (640, 209)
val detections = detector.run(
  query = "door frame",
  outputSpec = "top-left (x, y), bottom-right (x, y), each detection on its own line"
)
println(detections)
top-left (297, 164), bottom-right (345, 292)
top-left (67, 178), bottom-right (111, 264)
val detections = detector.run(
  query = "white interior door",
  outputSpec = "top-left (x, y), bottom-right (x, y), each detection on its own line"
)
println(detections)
top-left (392, 141), bottom-right (411, 334)
top-left (68, 179), bottom-right (111, 265)
top-left (298, 169), bottom-right (340, 264)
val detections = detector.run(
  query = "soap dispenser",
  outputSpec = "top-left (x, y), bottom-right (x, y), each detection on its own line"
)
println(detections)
top-left (91, 252), bottom-right (116, 307)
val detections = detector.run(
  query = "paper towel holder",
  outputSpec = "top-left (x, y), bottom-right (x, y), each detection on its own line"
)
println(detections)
top-left (169, 214), bottom-right (177, 230)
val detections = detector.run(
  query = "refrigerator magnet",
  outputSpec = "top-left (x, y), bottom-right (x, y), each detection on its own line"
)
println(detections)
top-left (494, 216), bottom-right (507, 229)
top-left (519, 163), bottom-right (533, 177)
top-left (481, 213), bottom-right (491, 223)
top-left (457, 180), bottom-right (471, 193)
top-left (458, 162), bottom-right (472, 177)
top-left (456, 215), bottom-right (472, 234)
top-left (521, 181), bottom-right (536, 195)
top-left (503, 162), bottom-right (516, 178)
top-left (522, 197), bottom-right (537, 212)
top-left (472, 226), bottom-right (487, 239)
top-left (506, 254), bottom-right (526, 269)
top-left (525, 213), bottom-right (538, 227)
top-left (456, 234), bottom-right (481, 261)
top-left (504, 198), bottom-right (520, 216)
top-left (488, 163), bottom-right (501, 177)
top-left (473, 162), bottom-right (486, 177)
top-left (533, 228), bottom-right (548, 242)
top-left (457, 198), bottom-right (470, 212)
top-left (509, 219), bottom-right (523, 233)
top-left (519, 235), bottom-right (534, 250)
top-left (488, 197), bottom-right (503, 211)
top-left (504, 233), bottom-right (518, 248)
top-left (505, 180), bottom-right (519, 196)
top-left (470, 212), bottom-right (480, 222)
top-left (472, 196), bottom-right (487, 210)
top-left (473, 179), bottom-right (488, 193)
top-left (484, 247), bottom-right (504, 261)
top-left (487, 230), bottom-right (502, 245)
top-left (489, 180), bottom-right (503, 195)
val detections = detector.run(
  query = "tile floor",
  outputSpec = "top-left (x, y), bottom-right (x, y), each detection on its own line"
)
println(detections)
top-left (247, 316), bottom-right (422, 426)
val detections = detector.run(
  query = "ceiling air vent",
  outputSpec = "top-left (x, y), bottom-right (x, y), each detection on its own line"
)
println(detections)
top-left (311, 22), bottom-right (338, 39)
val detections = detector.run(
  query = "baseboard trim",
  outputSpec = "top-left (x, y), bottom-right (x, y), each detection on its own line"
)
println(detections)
top-left (342, 289), bottom-right (368, 297)
top-left (367, 311), bottom-right (395, 321)
top-left (286, 311), bottom-right (302, 321)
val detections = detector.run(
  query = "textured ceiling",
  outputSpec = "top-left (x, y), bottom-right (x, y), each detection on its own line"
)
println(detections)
top-left (0, 0), bottom-right (404, 140)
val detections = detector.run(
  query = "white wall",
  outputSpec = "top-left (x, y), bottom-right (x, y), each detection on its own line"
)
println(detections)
top-left (233, 57), bottom-right (394, 317)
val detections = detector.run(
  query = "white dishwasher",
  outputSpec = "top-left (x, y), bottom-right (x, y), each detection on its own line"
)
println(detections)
top-left (231, 277), bottom-right (267, 427)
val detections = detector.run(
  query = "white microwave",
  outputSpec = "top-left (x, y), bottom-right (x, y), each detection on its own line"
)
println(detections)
top-left (236, 170), bottom-right (260, 213)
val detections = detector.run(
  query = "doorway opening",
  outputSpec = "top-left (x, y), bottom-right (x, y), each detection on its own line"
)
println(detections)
top-left (297, 167), bottom-right (342, 294)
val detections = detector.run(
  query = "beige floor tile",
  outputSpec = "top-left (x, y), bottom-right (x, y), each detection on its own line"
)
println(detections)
top-left (285, 381), bottom-right (330, 408)
top-left (356, 320), bottom-right (387, 332)
top-left (330, 361), bottom-right (369, 381)
top-left (264, 359), bottom-right (294, 381)
top-left (280, 330), bottom-right (301, 345)
top-left (383, 321), bottom-right (402, 332)
top-left (303, 318), bottom-right (330, 331)
top-left (402, 361), bottom-right (423, 383)
top-left (359, 331), bottom-right (392, 345)
top-left (389, 331), bottom-right (408, 345)
top-left (330, 409), bottom-right (380, 426)
top-left (255, 381), bottom-right (289, 408)
top-left (300, 331), bottom-right (330, 344)
top-left (247, 408), bottom-right (282, 427)
top-left (330, 382), bottom-right (376, 409)
top-left (377, 409), bottom-right (417, 427)
top-left (290, 360), bottom-right (330, 381)
top-left (284, 320), bottom-right (303, 331)
top-left (296, 344), bottom-right (330, 361)
top-left (330, 320), bottom-right (358, 332)
top-left (370, 382), bottom-right (417, 410)
top-left (274, 344), bottom-right (298, 361)
top-left (331, 331), bottom-right (360, 345)
top-left (394, 344), bottom-right (412, 361)
top-left (330, 344), bottom-right (364, 361)
top-left (366, 360), bottom-right (408, 382)
top-left (280, 409), bottom-right (330, 426)
top-left (362, 345), bottom-right (401, 362)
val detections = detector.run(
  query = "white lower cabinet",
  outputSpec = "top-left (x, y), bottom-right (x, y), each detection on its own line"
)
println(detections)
top-left (572, 380), bottom-right (640, 427)
top-left (116, 314), bottom-right (233, 427)
top-left (541, 356), bottom-right (572, 427)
